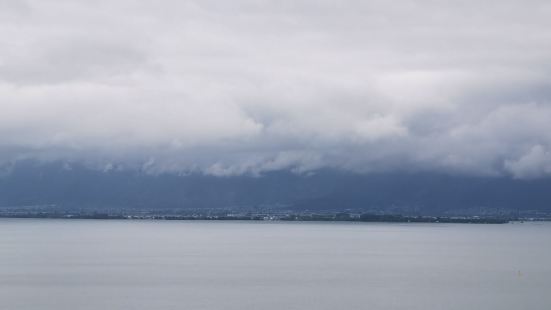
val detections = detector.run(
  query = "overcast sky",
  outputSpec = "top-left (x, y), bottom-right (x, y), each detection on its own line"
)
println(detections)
top-left (1, 0), bottom-right (551, 178)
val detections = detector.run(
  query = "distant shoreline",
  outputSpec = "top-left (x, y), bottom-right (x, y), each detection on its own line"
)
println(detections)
top-left (0, 213), bottom-right (513, 224)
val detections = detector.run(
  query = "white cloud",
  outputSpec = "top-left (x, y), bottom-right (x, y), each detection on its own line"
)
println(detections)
top-left (1, 0), bottom-right (551, 177)
top-left (505, 145), bottom-right (551, 179)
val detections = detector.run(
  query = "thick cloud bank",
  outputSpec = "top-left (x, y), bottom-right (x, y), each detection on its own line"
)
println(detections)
top-left (1, 0), bottom-right (551, 178)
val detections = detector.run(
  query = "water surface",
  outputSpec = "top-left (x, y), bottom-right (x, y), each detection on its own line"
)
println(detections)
top-left (1, 219), bottom-right (550, 310)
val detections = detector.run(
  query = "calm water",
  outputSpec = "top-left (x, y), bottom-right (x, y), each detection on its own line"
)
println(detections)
top-left (1, 219), bottom-right (550, 310)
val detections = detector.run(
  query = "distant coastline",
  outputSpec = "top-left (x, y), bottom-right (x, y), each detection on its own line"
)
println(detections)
top-left (0, 211), bottom-right (514, 224)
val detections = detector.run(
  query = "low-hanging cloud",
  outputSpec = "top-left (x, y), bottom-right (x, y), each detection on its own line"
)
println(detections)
top-left (1, 0), bottom-right (551, 178)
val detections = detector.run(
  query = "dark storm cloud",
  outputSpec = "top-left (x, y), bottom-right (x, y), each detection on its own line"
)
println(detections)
top-left (1, 0), bottom-right (551, 178)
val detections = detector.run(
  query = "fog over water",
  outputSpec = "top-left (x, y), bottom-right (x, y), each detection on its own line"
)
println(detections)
top-left (1, 219), bottom-right (550, 310)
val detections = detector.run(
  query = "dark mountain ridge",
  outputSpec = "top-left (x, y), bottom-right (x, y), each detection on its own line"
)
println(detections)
top-left (1, 161), bottom-right (550, 215)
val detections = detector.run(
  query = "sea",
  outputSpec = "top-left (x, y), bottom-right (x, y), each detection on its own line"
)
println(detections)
top-left (1, 219), bottom-right (550, 310)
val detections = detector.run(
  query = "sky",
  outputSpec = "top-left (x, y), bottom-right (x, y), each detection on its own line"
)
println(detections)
top-left (1, 0), bottom-right (551, 179)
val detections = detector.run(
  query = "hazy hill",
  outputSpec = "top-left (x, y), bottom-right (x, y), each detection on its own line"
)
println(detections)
top-left (1, 161), bottom-right (550, 215)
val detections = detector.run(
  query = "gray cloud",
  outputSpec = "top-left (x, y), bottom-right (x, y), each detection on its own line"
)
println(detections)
top-left (1, 0), bottom-right (551, 178)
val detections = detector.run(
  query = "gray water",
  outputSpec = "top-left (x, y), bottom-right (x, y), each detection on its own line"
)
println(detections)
top-left (1, 219), bottom-right (550, 310)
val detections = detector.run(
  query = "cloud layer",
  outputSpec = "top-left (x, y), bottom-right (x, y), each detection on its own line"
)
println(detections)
top-left (1, 0), bottom-right (551, 178)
